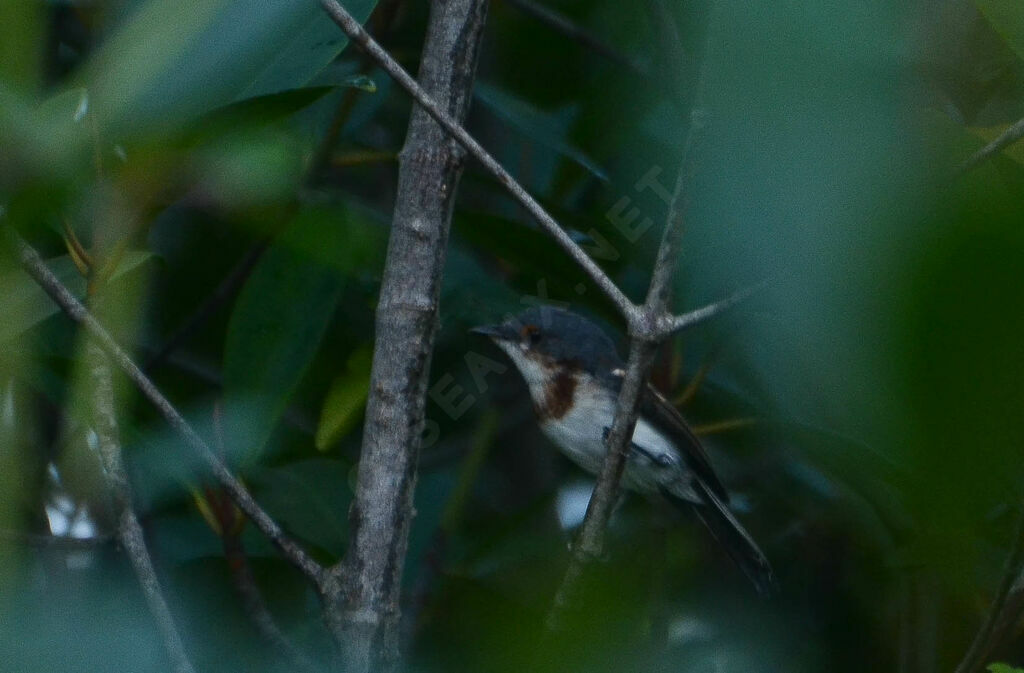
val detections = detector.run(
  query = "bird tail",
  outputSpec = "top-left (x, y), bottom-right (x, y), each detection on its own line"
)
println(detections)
top-left (665, 480), bottom-right (777, 597)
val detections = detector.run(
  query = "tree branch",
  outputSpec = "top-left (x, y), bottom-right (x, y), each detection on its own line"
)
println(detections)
top-left (319, 0), bottom-right (740, 339)
top-left (319, 0), bottom-right (638, 322)
top-left (546, 336), bottom-right (658, 631)
top-left (322, 0), bottom-right (748, 636)
top-left (85, 339), bottom-right (196, 673)
top-left (956, 116), bottom-right (1024, 176)
top-left (325, 1), bottom-right (489, 671)
top-left (953, 504), bottom-right (1024, 673)
top-left (547, 4), bottom-right (714, 629)
top-left (658, 281), bottom-right (764, 337)
top-left (3, 228), bottom-right (329, 593)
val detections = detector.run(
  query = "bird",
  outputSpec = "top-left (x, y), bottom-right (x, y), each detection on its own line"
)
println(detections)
top-left (471, 305), bottom-right (775, 595)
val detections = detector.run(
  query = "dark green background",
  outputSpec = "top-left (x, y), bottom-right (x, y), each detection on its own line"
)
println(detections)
top-left (1, 0), bottom-right (1023, 671)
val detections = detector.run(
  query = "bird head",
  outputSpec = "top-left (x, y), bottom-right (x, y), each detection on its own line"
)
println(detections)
top-left (471, 307), bottom-right (622, 403)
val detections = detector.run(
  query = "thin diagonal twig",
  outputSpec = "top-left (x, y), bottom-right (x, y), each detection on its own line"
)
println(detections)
top-left (659, 281), bottom-right (765, 337)
top-left (319, 0), bottom-right (638, 323)
top-left (319, 0), bottom-right (751, 337)
top-left (3, 228), bottom-right (329, 592)
top-left (221, 516), bottom-right (321, 673)
top-left (956, 116), bottom-right (1024, 176)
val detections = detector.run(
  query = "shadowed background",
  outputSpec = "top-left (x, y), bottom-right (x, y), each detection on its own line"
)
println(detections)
top-left (1, 0), bottom-right (1023, 671)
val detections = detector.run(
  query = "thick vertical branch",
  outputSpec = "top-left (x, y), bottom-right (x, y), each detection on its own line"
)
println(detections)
top-left (85, 339), bottom-right (195, 673)
top-left (328, 1), bottom-right (489, 671)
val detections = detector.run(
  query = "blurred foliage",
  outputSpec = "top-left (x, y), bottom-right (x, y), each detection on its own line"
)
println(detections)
top-left (1, 0), bottom-right (1024, 671)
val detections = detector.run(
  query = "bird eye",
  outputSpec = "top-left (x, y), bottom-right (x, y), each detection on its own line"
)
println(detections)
top-left (521, 325), bottom-right (542, 347)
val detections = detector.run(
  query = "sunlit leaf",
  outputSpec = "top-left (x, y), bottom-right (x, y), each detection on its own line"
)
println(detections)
top-left (976, 0), bottom-right (1024, 63)
top-left (315, 345), bottom-right (372, 451)
top-left (987, 664), bottom-right (1024, 673)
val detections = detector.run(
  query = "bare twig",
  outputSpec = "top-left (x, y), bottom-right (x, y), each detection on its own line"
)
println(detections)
top-left (319, 0), bottom-right (638, 322)
top-left (3, 228), bottom-right (329, 592)
top-left (547, 4), bottom-right (714, 630)
top-left (953, 504), bottom-right (1024, 673)
top-left (956, 116), bottom-right (1024, 176)
top-left (658, 281), bottom-right (764, 337)
top-left (546, 154), bottom-right (692, 630)
top-left (325, 1), bottom-right (489, 671)
top-left (322, 0), bottom-right (751, 640)
top-left (502, 0), bottom-right (646, 76)
top-left (85, 339), bottom-right (196, 673)
top-left (644, 0), bottom-right (691, 107)
top-left (203, 407), bottom-right (319, 672)
top-left (319, 0), bottom-right (742, 337)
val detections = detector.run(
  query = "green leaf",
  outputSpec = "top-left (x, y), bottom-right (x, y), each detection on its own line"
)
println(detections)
top-left (0, 0), bottom-right (44, 93)
top-left (475, 82), bottom-right (609, 183)
top-left (976, 0), bottom-right (1024, 62)
top-left (85, 0), bottom-right (379, 132)
top-left (249, 458), bottom-right (352, 554)
top-left (197, 86), bottom-right (338, 132)
top-left (772, 421), bottom-right (914, 544)
top-left (315, 345), bottom-right (372, 451)
top-left (223, 209), bottom-right (350, 463)
top-left (191, 128), bottom-right (305, 211)
top-left (987, 664), bottom-right (1024, 673)
top-left (0, 251), bottom-right (153, 344)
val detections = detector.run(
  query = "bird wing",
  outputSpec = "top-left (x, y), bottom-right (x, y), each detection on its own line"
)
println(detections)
top-left (663, 478), bottom-right (776, 595)
top-left (639, 382), bottom-right (730, 501)
top-left (601, 365), bottom-right (730, 502)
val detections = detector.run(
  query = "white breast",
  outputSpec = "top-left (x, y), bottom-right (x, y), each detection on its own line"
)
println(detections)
top-left (539, 375), bottom-right (696, 501)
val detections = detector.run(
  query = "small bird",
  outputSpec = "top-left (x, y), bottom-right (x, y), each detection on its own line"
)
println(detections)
top-left (472, 306), bottom-right (775, 594)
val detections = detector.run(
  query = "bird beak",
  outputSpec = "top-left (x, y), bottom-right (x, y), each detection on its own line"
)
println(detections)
top-left (469, 323), bottom-right (516, 341)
